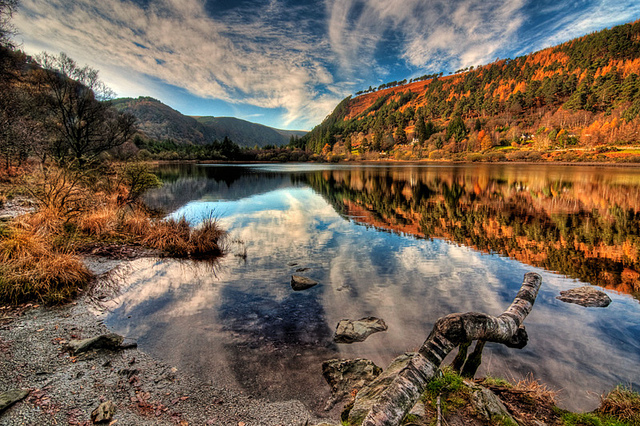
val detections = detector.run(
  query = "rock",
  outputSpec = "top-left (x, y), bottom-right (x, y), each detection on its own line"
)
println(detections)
top-left (291, 275), bottom-right (318, 291)
top-left (321, 358), bottom-right (383, 410)
top-left (334, 317), bottom-right (388, 343)
top-left (407, 400), bottom-right (426, 420)
top-left (347, 353), bottom-right (427, 424)
top-left (466, 381), bottom-right (517, 424)
top-left (0, 389), bottom-right (29, 413)
top-left (557, 286), bottom-right (612, 307)
top-left (68, 333), bottom-right (134, 354)
top-left (90, 400), bottom-right (116, 423)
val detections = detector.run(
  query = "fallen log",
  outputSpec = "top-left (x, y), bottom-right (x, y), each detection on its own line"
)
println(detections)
top-left (346, 272), bottom-right (542, 426)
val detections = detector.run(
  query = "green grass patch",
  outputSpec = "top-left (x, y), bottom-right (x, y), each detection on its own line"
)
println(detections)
top-left (560, 411), bottom-right (629, 426)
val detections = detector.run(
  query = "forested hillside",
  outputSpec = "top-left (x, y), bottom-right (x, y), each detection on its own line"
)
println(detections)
top-left (113, 97), bottom-right (306, 148)
top-left (300, 20), bottom-right (640, 162)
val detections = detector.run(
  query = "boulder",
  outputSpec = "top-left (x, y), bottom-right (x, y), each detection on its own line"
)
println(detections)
top-left (0, 389), bottom-right (29, 413)
top-left (466, 381), bottom-right (517, 424)
top-left (68, 333), bottom-right (136, 354)
top-left (90, 400), bottom-right (116, 423)
top-left (334, 317), bottom-right (388, 343)
top-left (321, 358), bottom-right (383, 410)
top-left (291, 275), bottom-right (318, 291)
top-left (557, 286), bottom-right (611, 307)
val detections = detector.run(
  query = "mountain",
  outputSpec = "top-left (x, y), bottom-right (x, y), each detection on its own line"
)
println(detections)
top-left (300, 20), bottom-right (640, 162)
top-left (112, 97), bottom-right (306, 147)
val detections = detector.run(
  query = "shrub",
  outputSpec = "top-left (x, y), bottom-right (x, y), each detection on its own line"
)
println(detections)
top-left (119, 163), bottom-right (163, 205)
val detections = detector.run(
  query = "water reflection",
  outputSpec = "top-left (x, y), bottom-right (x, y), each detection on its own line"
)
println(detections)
top-left (104, 164), bottom-right (640, 415)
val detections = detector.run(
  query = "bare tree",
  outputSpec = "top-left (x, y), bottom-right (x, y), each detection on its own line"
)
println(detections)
top-left (0, 0), bottom-right (18, 48)
top-left (35, 52), bottom-right (136, 166)
top-left (346, 272), bottom-right (542, 426)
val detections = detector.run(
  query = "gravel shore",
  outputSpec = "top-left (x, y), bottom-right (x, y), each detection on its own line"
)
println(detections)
top-left (0, 259), bottom-right (320, 426)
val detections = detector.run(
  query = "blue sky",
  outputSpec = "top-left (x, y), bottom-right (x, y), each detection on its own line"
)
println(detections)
top-left (13, 0), bottom-right (640, 130)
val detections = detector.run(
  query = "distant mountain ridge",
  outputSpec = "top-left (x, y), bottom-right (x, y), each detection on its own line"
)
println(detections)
top-left (112, 97), bottom-right (306, 147)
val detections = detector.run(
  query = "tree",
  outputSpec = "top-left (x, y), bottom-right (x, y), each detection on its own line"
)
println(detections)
top-left (446, 115), bottom-right (467, 142)
top-left (346, 273), bottom-right (542, 426)
top-left (394, 123), bottom-right (407, 144)
top-left (36, 52), bottom-right (136, 165)
top-left (415, 116), bottom-right (427, 145)
top-left (0, 0), bottom-right (18, 48)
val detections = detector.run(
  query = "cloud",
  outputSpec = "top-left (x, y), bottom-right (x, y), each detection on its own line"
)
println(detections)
top-left (525, 1), bottom-right (640, 53)
top-left (325, 0), bottom-right (526, 74)
top-left (13, 0), bottom-right (640, 129)
top-left (14, 0), bottom-right (346, 129)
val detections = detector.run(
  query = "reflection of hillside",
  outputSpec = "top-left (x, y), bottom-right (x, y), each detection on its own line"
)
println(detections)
top-left (304, 166), bottom-right (640, 298)
top-left (144, 164), bottom-right (300, 212)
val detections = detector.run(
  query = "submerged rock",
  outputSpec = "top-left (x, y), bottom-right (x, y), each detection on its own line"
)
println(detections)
top-left (90, 400), bottom-right (116, 423)
top-left (334, 317), bottom-right (388, 343)
top-left (68, 333), bottom-right (136, 354)
top-left (291, 275), bottom-right (318, 291)
top-left (557, 286), bottom-right (612, 308)
top-left (321, 358), bottom-right (382, 410)
top-left (0, 389), bottom-right (29, 413)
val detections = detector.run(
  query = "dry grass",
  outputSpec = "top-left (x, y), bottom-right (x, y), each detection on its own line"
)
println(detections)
top-left (17, 207), bottom-right (65, 235)
top-left (597, 385), bottom-right (640, 425)
top-left (120, 207), bottom-right (151, 237)
top-left (0, 163), bottom-right (226, 305)
top-left (0, 226), bottom-right (49, 261)
top-left (77, 205), bottom-right (119, 238)
top-left (142, 215), bottom-right (225, 257)
top-left (0, 226), bottom-right (92, 304)
top-left (513, 374), bottom-right (558, 405)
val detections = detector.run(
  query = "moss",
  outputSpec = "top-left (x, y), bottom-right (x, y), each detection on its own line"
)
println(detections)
top-left (482, 376), bottom-right (512, 388)
top-left (492, 414), bottom-right (519, 426)
top-left (560, 411), bottom-right (629, 426)
top-left (424, 367), bottom-right (465, 398)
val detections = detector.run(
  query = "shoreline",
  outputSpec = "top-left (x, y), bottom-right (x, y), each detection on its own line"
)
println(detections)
top-left (0, 258), bottom-right (319, 426)
top-left (174, 158), bottom-right (640, 168)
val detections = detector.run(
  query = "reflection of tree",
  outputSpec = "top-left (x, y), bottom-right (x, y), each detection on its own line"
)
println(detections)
top-left (304, 167), bottom-right (640, 299)
top-left (144, 164), bottom-right (299, 211)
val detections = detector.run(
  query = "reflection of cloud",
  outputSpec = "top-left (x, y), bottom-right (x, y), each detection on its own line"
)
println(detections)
top-left (105, 184), bottom-right (640, 413)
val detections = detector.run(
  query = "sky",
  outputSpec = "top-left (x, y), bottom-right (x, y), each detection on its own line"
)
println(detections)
top-left (12, 0), bottom-right (640, 131)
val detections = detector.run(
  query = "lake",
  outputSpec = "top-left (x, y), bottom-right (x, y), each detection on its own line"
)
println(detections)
top-left (102, 163), bottom-right (640, 415)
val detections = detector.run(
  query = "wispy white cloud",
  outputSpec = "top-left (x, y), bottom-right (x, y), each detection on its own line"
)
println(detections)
top-left (12, 0), bottom-right (640, 130)
top-left (14, 0), bottom-right (347, 129)
top-left (525, 1), bottom-right (640, 53)
top-left (325, 0), bottom-right (526, 74)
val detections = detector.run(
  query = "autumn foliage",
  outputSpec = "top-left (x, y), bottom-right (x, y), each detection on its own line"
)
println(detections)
top-left (300, 20), bottom-right (640, 162)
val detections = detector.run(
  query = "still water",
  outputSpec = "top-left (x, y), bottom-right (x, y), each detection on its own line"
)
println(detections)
top-left (104, 163), bottom-right (640, 414)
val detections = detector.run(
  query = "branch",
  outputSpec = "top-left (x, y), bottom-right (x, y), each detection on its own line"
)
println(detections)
top-left (347, 272), bottom-right (542, 426)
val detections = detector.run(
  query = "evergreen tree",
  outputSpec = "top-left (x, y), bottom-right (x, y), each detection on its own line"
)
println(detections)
top-left (446, 115), bottom-right (467, 142)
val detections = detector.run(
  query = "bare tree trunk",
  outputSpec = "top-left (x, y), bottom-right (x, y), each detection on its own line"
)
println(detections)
top-left (347, 272), bottom-right (542, 426)
top-left (460, 340), bottom-right (485, 378)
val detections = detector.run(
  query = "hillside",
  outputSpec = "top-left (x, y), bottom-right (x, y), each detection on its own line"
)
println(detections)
top-left (300, 20), bottom-right (640, 162)
top-left (113, 97), bottom-right (306, 148)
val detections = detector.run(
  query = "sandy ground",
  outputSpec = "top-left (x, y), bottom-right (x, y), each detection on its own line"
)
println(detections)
top-left (0, 258), bottom-right (323, 426)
